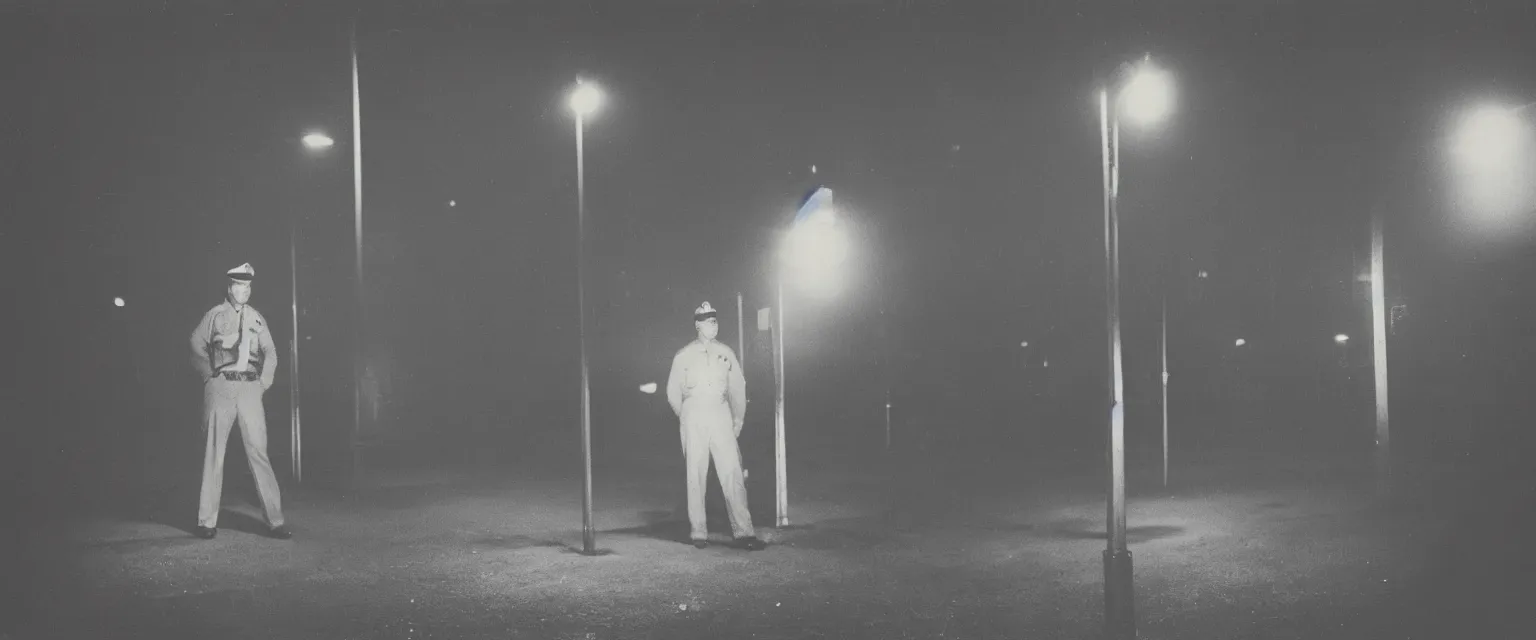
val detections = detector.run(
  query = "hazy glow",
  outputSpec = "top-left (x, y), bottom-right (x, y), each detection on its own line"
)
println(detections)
top-left (1334, 334), bottom-right (1350, 344)
top-left (301, 133), bottom-right (335, 150)
top-left (1455, 106), bottom-right (1527, 169)
top-left (568, 82), bottom-right (604, 117)
top-left (1452, 103), bottom-right (1534, 224)
top-left (1119, 61), bottom-right (1175, 127)
top-left (782, 207), bottom-right (851, 297)
top-left (1234, 338), bottom-right (1247, 347)
top-left (113, 297), bottom-right (125, 307)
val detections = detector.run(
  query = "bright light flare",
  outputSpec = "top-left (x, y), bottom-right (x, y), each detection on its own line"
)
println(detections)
top-left (1451, 103), bottom-right (1534, 223)
top-left (1334, 334), bottom-right (1350, 344)
top-left (782, 207), bottom-right (851, 297)
top-left (639, 382), bottom-right (657, 395)
top-left (302, 133), bottom-right (335, 150)
top-left (1234, 338), bottom-right (1247, 347)
top-left (1454, 105), bottom-right (1528, 169)
top-left (568, 81), bottom-right (604, 117)
top-left (1119, 60), bottom-right (1175, 127)
top-left (113, 297), bottom-right (125, 307)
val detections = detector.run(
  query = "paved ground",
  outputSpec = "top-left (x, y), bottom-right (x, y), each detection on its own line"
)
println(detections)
top-left (9, 439), bottom-right (1503, 640)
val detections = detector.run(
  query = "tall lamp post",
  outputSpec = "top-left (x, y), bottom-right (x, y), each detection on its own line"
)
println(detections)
top-left (293, 131), bottom-right (335, 484)
top-left (773, 186), bottom-right (849, 528)
top-left (1097, 55), bottom-right (1175, 640)
top-left (568, 78), bottom-right (605, 555)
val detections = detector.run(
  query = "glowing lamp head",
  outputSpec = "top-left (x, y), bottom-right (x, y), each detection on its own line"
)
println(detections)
top-left (781, 207), bottom-right (852, 298)
top-left (302, 133), bottom-right (335, 150)
top-left (568, 82), bottom-right (604, 117)
top-left (1334, 334), bottom-right (1350, 345)
top-left (1119, 60), bottom-right (1175, 127)
top-left (1454, 105), bottom-right (1528, 169)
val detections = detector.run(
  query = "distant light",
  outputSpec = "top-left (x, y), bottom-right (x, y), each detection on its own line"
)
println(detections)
top-left (1234, 338), bottom-right (1247, 347)
top-left (1334, 334), bottom-right (1350, 344)
top-left (1197, 270), bottom-right (1209, 279)
top-left (301, 133), bottom-right (335, 150)
top-left (638, 382), bottom-right (658, 395)
top-left (113, 297), bottom-right (125, 307)
top-left (448, 200), bottom-right (456, 207)
top-left (1020, 341), bottom-right (1030, 348)
top-left (568, 81), bottom-right (604, 117)
top-left (1119, 59), bottom-right (1175, 127)
top-left (810, 165), bottom-right (817, 174)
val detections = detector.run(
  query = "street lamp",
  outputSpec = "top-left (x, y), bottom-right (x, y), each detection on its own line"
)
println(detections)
top-left (568, 77), bottom-right (605, 555)
top-left (289, 129), bottom-right (336, 485)
top-left (772, 186), bottom-right (850, 527)
top-left (1097, 55), bottom-right (1175, 640)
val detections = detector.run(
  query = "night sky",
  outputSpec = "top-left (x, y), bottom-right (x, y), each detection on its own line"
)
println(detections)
top-left (4, 0), bottom-right (1535, 489)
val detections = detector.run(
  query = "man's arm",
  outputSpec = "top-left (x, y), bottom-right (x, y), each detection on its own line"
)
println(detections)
top-left (725, 346), bottom-right (747, 435)
top-left (665, 350), bottom-right (686, 417)
top-left (190, 309), bottom-right (215, 379)
top-left (257, 314), bottom-right (278, 391)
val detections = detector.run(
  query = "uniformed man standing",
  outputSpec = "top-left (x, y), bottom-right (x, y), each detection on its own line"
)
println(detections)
top-left (188, 263), bottom-right (291, 540)
top-left (666, 302), bottom-right (766, 551)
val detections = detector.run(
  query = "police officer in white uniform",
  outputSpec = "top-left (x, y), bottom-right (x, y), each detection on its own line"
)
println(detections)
top-left (666, 302), bottom-right (766, 551)
top-left (188, 263), bottom-right (291, 539)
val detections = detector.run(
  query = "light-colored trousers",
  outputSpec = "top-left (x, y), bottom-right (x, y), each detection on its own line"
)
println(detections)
top-left (679, 399), bottom-right (754, 541)
top-left (198, 377), bottom-right (284, 528)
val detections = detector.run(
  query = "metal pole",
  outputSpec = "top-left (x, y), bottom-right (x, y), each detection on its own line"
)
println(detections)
top-left (290, 220), bottom-right (303, 484)
top-left (1370, 210), bottom-right (1390, 499)
top-left (1161, 295), bottom-right (1168, 488)
top-left (884, 389), bottom-right (892, 451)
top-left (737, 292), bottom-right (746, 369)
top-left (349, 22), bottom-right (365, 486)
top-left (774, 277), bottom-right (788, 527)
top-left (1100, 88), bottom-right (1135, 640)
top-left (577, 112), bottom-right (596, 554)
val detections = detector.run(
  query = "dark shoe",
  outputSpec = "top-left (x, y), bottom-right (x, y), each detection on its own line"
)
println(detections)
top-left (194, 526), bottom-right (217, 540)
top-left (736, 536), bottom-right (767, 551)
top-left (691, 539), bottom-right (709, 549)
top-left (266, 525), bottom-right (293, 540)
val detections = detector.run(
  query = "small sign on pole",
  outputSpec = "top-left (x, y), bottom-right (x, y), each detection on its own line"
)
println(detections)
top-left (758, 307), bottom-right (772, 331)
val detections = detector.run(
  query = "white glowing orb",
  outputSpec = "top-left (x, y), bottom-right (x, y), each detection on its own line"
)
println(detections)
top-left (782, 208), bottom-right (851, 297)
top-left (113, 297), bottom-right (125, 307)
top-left (302, 133), bottom-right (335, 150)
top-left (1020, 341), bottom-right (1030, 348)
top-left (1455, 105), bottom-right (1528, 170)
top-left (568, 82), bottom-right (604, 117)
top-left (639, 382), bottom-right (657, 395)
top-left (1234, 338), bottom-right (1247, 347)
top-left (448, 200), bottom-right (456, 207)
top-left (1120, 62), bottom-right (1175, 127)
top-left (1334, 334), bottom-right (1350, 344)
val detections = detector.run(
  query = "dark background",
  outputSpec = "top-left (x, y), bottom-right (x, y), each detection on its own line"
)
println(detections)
top-left (3, 0), bottom-right (1535, 627)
